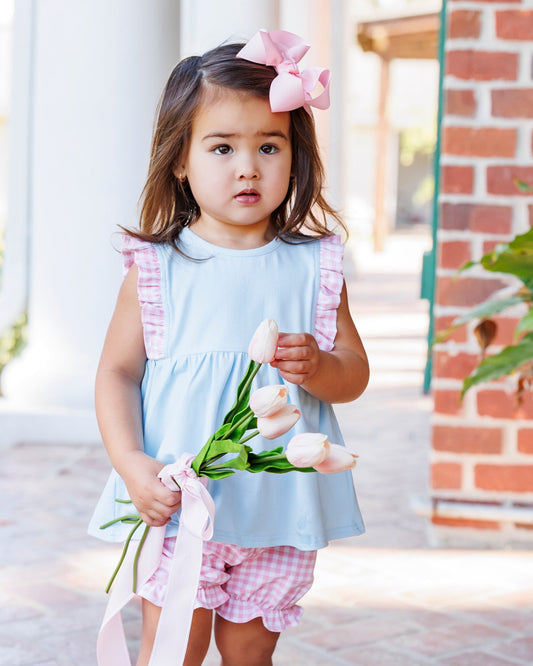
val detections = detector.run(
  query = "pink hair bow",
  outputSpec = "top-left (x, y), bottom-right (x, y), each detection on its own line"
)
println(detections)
top-left (237, 29), bottom-right (330, 113)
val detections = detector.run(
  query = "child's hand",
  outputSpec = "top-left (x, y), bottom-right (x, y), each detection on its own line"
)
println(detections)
top-left (270, 332), bottom-right (321, 385)
top-left (121, 451), bottom-right (182, 527)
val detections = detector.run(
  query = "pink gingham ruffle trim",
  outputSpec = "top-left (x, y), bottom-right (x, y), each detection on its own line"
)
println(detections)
top-left (121, 235), bottom-right (166, 360)
top-left (315, 235), bottom-right (344, 352)
top-left (215, 597), bottom-right (303, 633)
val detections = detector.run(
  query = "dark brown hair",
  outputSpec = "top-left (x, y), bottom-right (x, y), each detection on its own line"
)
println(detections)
top-left (128, 42), bottom-right (345, 245)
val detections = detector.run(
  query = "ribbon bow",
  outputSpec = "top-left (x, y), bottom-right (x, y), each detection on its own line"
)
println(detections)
top-left (237, 29), bottom-right (330, 113)
top-left (97, 454), bottom-right (215, 666)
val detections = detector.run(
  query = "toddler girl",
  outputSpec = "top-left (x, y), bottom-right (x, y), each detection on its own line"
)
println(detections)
top-left (89, 29), bottom-right (369, 666)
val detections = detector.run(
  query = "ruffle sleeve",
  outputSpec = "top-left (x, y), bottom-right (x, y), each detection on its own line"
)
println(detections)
top-left (121, 235), bottom-right (166, 360)
top-left (315, 234), bottom-right (344, 352)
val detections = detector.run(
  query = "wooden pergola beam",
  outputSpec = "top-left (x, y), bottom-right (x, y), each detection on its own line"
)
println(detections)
top-left (357, 13), bottom-right (439, 61)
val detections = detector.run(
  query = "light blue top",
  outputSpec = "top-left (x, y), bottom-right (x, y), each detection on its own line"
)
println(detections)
top-left (88, 227), bottom-right (364, 550)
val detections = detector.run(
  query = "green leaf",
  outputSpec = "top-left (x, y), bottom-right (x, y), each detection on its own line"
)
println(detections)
top-left (457, 260), bottom-right (477, 274)
top-left (513, 177), bottom-right (533, 194)
top-left (247, 456), bottom-right (315, 474)
top-left (515, 309), bottom-right (533, 338)
top-left (220, 445), bottom-right (252, 471)
top-left (230, 408), bottom-right (255, 441)
top-left (480, 251), bottom-right (533, 284)
top-left (461, 331), bottom-right (533, 396)
top-left (200, 469), bottom-right (236, 479)
top-left (205, 438), bottom-right (242, 458)
top-left (212, 423), bottom-right (232, 440)
top-left (432, 296), bottom-right (525, 345)
top-left (223, 360), bottom-right (259, 425)
top-left (508, 227), bottom-right (533, 252)
top-left (246, 448), bottom-right (315, 474)
top-left (191, 434), bottom-right (215, 476)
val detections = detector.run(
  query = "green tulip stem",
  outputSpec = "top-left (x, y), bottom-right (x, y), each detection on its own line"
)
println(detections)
top-left (239, 430), bottom-right (259, 445)
top-left (224, 410), bottom-right (254, 441)
top-left (104, 518), bottom-right (143, 594)
top-left (132, 523), bottom-right (151, 593)
top-left (236, 361), bottom-right (261, 404)
top-left (99, 514), bottom-right (141, 530)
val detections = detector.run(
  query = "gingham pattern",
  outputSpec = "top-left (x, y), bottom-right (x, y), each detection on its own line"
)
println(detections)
top-left (138, 538), bottom-right (317, 632)
top-left (121, 235), bottom-right (166, 360)
top-left (315, 234), bottom-right (344, 351)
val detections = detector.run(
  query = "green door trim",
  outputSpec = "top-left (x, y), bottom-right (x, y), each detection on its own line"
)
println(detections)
top-left (421, 0), bottom-right (447, 393)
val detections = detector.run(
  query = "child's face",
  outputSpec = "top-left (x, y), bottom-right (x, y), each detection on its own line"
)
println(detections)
top-left (180, 88), bottom-right (292, 243)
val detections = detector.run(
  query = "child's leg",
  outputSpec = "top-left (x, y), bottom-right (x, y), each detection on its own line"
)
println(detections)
top-left (214, 614), bottom-right (279, 666)
top-left (137, 598), bottom-right (213, 666)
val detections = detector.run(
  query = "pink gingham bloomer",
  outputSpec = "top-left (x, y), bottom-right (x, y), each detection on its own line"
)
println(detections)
top-left (122, 232), bottom-right (344, 356)
top-left (138, 538), bottom-right (317, 632)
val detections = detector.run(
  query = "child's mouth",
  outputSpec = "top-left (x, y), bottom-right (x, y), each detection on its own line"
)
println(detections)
top-left (234, 189), bottom-right (261, 204)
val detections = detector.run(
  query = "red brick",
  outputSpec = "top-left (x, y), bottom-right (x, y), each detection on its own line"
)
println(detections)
top-left (438, 240), bottom-right (471, 270)
top-left (487, 166), bottom-right (533, 195)
top-left (437, 276), bottom-right (508, 307)
top-left (432, 516), bottom-right (500, 530)
top-left (446, 50), bottom-right (518, 81)
top-left (441, 165), bottom-right (474, 194)
top-left (477, 389), bottom-right (515, 418)
top-left (491, 317), bottom-right (521, 347)
top-left (440, 203), bottom-right (512, 234)
top-left (475, 464), bottom-right (533, 492)
top-left (434, 351), bottom-right (480, 380)
top-left (482, 239), bottom-right (511, 255)
top-left (517, 391), bottom-right (533, 419)
top-left (433, 425), bottom-right (502, 454)
top-left (492, 89), bottom-right (533, 118)
top-left (476, 389), bottom-right (533, 419)
top-left (433, 389), bottom-right (464, 415)
top-left (435, 316), bottom-right (469, 344)
top-left (518, 429), bottom-right (533, 454)
top-left (432, 462), bottom-right (463, 490)
top-left (449, 10), bottom-right (482, 39)
top-left (496, 10), bottom-right (533, 40)
top-left (445, 89), bottom-right (477, 117)
top-left (443, 127), bottom-right (516, 158)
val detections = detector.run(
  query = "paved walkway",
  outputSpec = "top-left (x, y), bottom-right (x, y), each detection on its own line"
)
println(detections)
top-left (1, 231), bottom-right (533, 665)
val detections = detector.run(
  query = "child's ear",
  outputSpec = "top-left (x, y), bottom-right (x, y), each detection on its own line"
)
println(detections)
top-left (172, 165), bottom-right (187, 182)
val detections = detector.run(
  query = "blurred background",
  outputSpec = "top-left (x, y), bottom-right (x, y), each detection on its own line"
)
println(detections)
top-left (0, 0), bottom-right (438, 437)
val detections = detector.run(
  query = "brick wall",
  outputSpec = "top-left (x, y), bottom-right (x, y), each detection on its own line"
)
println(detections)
top-left (432, 0), bottom-right (533, 540)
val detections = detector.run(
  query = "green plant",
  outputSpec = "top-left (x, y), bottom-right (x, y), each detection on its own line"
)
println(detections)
top-left (435, 218), bottom-right (533, 400)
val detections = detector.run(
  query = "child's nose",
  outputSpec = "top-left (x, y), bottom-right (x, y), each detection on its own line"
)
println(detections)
top-left (236, 154), bottom-right (259, 180)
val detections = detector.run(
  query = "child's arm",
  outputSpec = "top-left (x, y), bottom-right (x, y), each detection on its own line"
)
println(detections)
top-left (95, 265), bottom-right (182, 527)
top-left (271, 281), bottom-right (369, 403)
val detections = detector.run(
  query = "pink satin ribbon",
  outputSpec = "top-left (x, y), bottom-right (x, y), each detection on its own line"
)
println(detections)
top-left (237, 29), bottom-right (331, 113)
top-left (97, 454), bottom-right (215, 666)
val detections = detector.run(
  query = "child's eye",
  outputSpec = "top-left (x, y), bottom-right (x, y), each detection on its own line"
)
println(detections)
top-left (213, 145), bottom-right (232, 155)
top-left (259, 144), bottom-right (278, 155)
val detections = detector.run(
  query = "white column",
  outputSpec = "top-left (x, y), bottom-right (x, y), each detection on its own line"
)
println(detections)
top-left (0, 0), bottom-right (180, 445)
top-left (179, 0), bottom-right (279, 55)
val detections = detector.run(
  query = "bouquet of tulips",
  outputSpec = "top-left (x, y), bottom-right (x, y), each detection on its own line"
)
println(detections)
top-left (101, 319), bottom-right (357, 592)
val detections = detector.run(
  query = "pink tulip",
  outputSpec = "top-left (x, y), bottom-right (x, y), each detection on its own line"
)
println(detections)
top-left (250, 385), bottom-right (288, 417)
top-left (285, 433), bottom-right (330, 467)
top-left (257, 404), bottom-right (301, 439)
top-left (313, 444), bottom-right (358, 474)
top-left (248, 319), bottom-right (278, 364)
